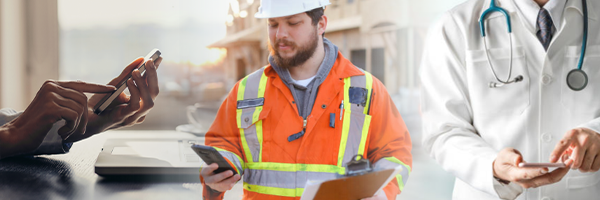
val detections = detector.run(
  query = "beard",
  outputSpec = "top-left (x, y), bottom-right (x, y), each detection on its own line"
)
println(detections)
top-left (268, 28), bottom-right (319, 69)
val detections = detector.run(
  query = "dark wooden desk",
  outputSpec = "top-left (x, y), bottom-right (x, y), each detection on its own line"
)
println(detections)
top-left (0, 130), bottom-right (244, 200)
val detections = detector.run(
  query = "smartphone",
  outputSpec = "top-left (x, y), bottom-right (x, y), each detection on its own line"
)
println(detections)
top-left (191, 144), bottom-right (238, 175)
top-left (518, 162), bottom-right (566, 168)
top-left (93, 49), bottom-right (162, 115)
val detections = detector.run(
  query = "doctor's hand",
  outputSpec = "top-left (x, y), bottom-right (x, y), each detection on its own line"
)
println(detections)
top-left (550, 128), bottom-right (600, 172)
top-left (65, 57), bottom-right (162, 143)
top-left (201, 163), bottom-right (241, 192)
top-left (493, 148), bottom-right (573, 188)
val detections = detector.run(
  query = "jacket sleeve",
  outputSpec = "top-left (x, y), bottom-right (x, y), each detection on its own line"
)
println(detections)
top-left (201, 83), bottom-right (245, 200)
top-left (419, 12), bottom-right (522, 199)
top-left (365, 77), bottom-right (413, 200)
top-left (0, 108), bottom-right (71, 159)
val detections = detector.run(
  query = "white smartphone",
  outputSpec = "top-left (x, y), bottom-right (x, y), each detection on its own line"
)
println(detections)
top-left (518, 162), bottom-right (566, 168)
top-left (93, 49), bottom-right (161, 115)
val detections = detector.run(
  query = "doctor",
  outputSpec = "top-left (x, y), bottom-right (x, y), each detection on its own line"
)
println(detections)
top-left (421, 0), bottom-right (600, 199)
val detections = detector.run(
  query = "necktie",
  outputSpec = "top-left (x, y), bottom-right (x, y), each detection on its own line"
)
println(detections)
top-left (536, 8), bottom-right (554, 51)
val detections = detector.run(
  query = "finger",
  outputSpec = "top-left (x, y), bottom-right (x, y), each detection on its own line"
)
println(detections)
top-left (55, 105), bottom-right (81, 139)
top-left (512, 166), bottom-right (549, 181)
top-left (518, 163), bottom-right (571, 188)
top-left (551, 130), bottom-right (577, 163)
top-left (57, 81), bottom-right (116, 93)
top-left (144, 58), bottom-right (160, 98)
top-left (579, 149), bottom-right (597, 172)
top-left (572, 145), bottom-right (586, 169)
top-left (154, 56), bottom-right (163, 69)
top-left (201, 163), bottom-right (219, 176)
top-left (591, 155), bottom-right (600, 172)
top-left (205, 170), bottom-right (234, 184)
top-left (126, 79), bottom-right (141, 113)
top-left (217, 174), bottom-right (241, 189)
top-left (131, 69), bottom-right (153, 107)
top-left (107, 57), bottom-right (145, 86)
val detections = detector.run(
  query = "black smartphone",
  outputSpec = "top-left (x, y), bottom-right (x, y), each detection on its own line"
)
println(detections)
top-left (93, 49), bottom-right (162, 115)
top-left (191, 144), bottom-right (238, 175)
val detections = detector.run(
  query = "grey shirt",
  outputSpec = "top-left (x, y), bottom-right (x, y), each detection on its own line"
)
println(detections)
top-left (0, 108), bottom-right (69, 159)
top-left (269, 38), bottom-right (339, 119)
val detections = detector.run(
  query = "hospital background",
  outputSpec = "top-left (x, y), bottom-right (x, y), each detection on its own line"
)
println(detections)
top-left (0, 0), bottom-right (465, 199)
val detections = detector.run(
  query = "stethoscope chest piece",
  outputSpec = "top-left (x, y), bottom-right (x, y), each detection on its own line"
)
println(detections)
top-left (567, 69), bottom-right (588, 91)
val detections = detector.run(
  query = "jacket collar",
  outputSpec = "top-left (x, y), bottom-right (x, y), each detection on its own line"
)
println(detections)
top-left (264, 51), bottom-right (364, 80)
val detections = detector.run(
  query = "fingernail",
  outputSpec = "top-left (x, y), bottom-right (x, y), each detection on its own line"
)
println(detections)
top-left (550, 155), bottom-right (556, 162)
top-left (540, 169), bottom-right (548, 174)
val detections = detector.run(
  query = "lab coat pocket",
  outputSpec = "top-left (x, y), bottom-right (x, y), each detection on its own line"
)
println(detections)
top-left (560, 45), bottom-right (600, 114)
top-left (566, 173), bottom-right (600, 190)
top-left (466, 47), bottom-right (530, 115)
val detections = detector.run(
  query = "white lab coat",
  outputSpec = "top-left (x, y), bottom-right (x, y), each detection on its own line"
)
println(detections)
top-left (420, 0), bottom-right (600, 199)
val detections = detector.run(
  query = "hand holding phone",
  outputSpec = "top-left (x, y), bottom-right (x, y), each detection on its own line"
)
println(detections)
top-left (93, 49), bottom-right (161, 114)
top-left (193, 144), bottom-right (241, 192)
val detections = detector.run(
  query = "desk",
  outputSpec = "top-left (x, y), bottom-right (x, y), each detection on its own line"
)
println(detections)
top-left (0, 130), bottom-right (244, 200)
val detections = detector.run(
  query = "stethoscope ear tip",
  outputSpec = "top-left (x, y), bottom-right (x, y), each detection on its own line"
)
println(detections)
top-left (515, 75), bottom-right (524, 82)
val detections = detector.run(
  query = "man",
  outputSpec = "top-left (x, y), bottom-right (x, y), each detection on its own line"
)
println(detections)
top-left (200, 0), bottom-right (412, 199)
top-left (0, 57), bottom-right (161, 159)
top-left (421, 0), bottom-right (600, 199)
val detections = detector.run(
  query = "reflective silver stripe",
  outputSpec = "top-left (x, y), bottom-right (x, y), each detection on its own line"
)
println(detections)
top-left (342, 112), bottom-right (365, 165)
top-left (243, 169), bottom-right (339, 189)
top-left (239, 67), bottom-right (266, 162)
top-left (341, 75), bottom-right (369, 165)
top-left (218, 151), bottom-right (244, 175)
top-left (374, 158), bottom-right (410, 186)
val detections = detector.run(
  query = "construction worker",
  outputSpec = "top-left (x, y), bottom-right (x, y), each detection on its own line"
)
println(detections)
top-left (200, 0), bottom-right (412, 199)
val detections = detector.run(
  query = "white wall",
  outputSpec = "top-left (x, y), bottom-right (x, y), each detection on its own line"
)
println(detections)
top-left (0, 0), bottom-right (59, 110)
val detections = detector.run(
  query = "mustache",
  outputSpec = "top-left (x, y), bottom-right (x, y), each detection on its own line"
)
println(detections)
top-left (274, 39), bottom-right (297, 48)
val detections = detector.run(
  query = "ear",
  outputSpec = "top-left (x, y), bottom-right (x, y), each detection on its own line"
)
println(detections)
top-left (318, 15), bottom-right (328, 35)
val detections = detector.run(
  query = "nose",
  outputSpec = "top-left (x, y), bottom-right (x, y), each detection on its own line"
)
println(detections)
top-left (276, 25), bottom-right (289, 40)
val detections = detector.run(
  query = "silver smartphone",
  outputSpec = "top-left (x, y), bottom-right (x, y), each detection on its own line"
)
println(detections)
top-left (518, 162), bottom-right (566, 168)
top-left (93, 49), bottom-right (161, 115)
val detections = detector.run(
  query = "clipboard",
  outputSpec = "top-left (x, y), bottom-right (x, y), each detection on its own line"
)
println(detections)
top-left (300, 166), bottom-right (402, 200)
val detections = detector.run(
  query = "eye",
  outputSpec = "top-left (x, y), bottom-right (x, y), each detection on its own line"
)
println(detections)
top-left (268, 23), bottom-right (278, 28)
top-left (289, 21), bottom-right (300, 26)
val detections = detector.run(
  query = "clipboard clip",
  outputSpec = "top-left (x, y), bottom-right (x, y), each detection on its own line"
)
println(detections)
top-left (344, 155), bottom-right (373, 177)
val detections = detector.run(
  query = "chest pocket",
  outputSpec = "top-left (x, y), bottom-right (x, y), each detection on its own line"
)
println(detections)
top-left (466, 47), bottom-right (530, 115)
top-left (560, 45), bottom-right (600, 114)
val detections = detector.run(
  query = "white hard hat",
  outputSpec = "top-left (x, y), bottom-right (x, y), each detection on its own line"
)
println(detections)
top-left (255, 0), bottom-right (331, 19)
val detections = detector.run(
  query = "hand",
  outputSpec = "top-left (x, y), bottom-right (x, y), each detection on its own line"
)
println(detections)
top-left (201, 163), bottom-right (241, 192)
top-left (550, 128), bottom-right (600, 172)
top-left (0, 80), bottom-right (115, 157)
top-left (493, 148), bottom-right (573, 188)
top-left (361, 190), bottom-right (387, 200)
top-left (66, 56), bottom-right (162, 142)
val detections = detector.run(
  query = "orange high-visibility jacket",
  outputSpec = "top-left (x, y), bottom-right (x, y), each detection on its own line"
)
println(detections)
top-left (202, 51), bottom-right (412, 200)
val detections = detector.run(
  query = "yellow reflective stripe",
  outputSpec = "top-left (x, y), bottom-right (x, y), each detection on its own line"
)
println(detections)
top-left (213, 146), bottom-right (245, 173)
top-left (363, 71), bottom-right (373, 114)
top-left (357, 115), bottom-right (372, 158)
top-left (256, 71), bottom-right (268, 162)
top-left (244, 183), bottom-right (304, 197)
top-left (338, 77), bottom-right (352, 167)
top-left (384, 157), bottom-right (411, 192)
top-left (396, 174), bottom-right (404, 191)
top-left (246, 162), bottom-right (346, 174)
top-left (384, 157), bottom-right (412, 172)
top-left (236, 77), bottom-right (255, 164)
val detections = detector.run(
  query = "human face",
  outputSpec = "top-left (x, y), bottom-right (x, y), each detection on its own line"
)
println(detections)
top-left (267, 13), bottom-right (319, 68)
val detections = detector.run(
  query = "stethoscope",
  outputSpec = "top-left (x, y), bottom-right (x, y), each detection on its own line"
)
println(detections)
top-left (479, 0), bottom-right (589, 91)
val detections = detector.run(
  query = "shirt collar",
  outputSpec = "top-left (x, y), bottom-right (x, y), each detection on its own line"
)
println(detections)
top-left (513, 0), bottom-right (567, 31)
